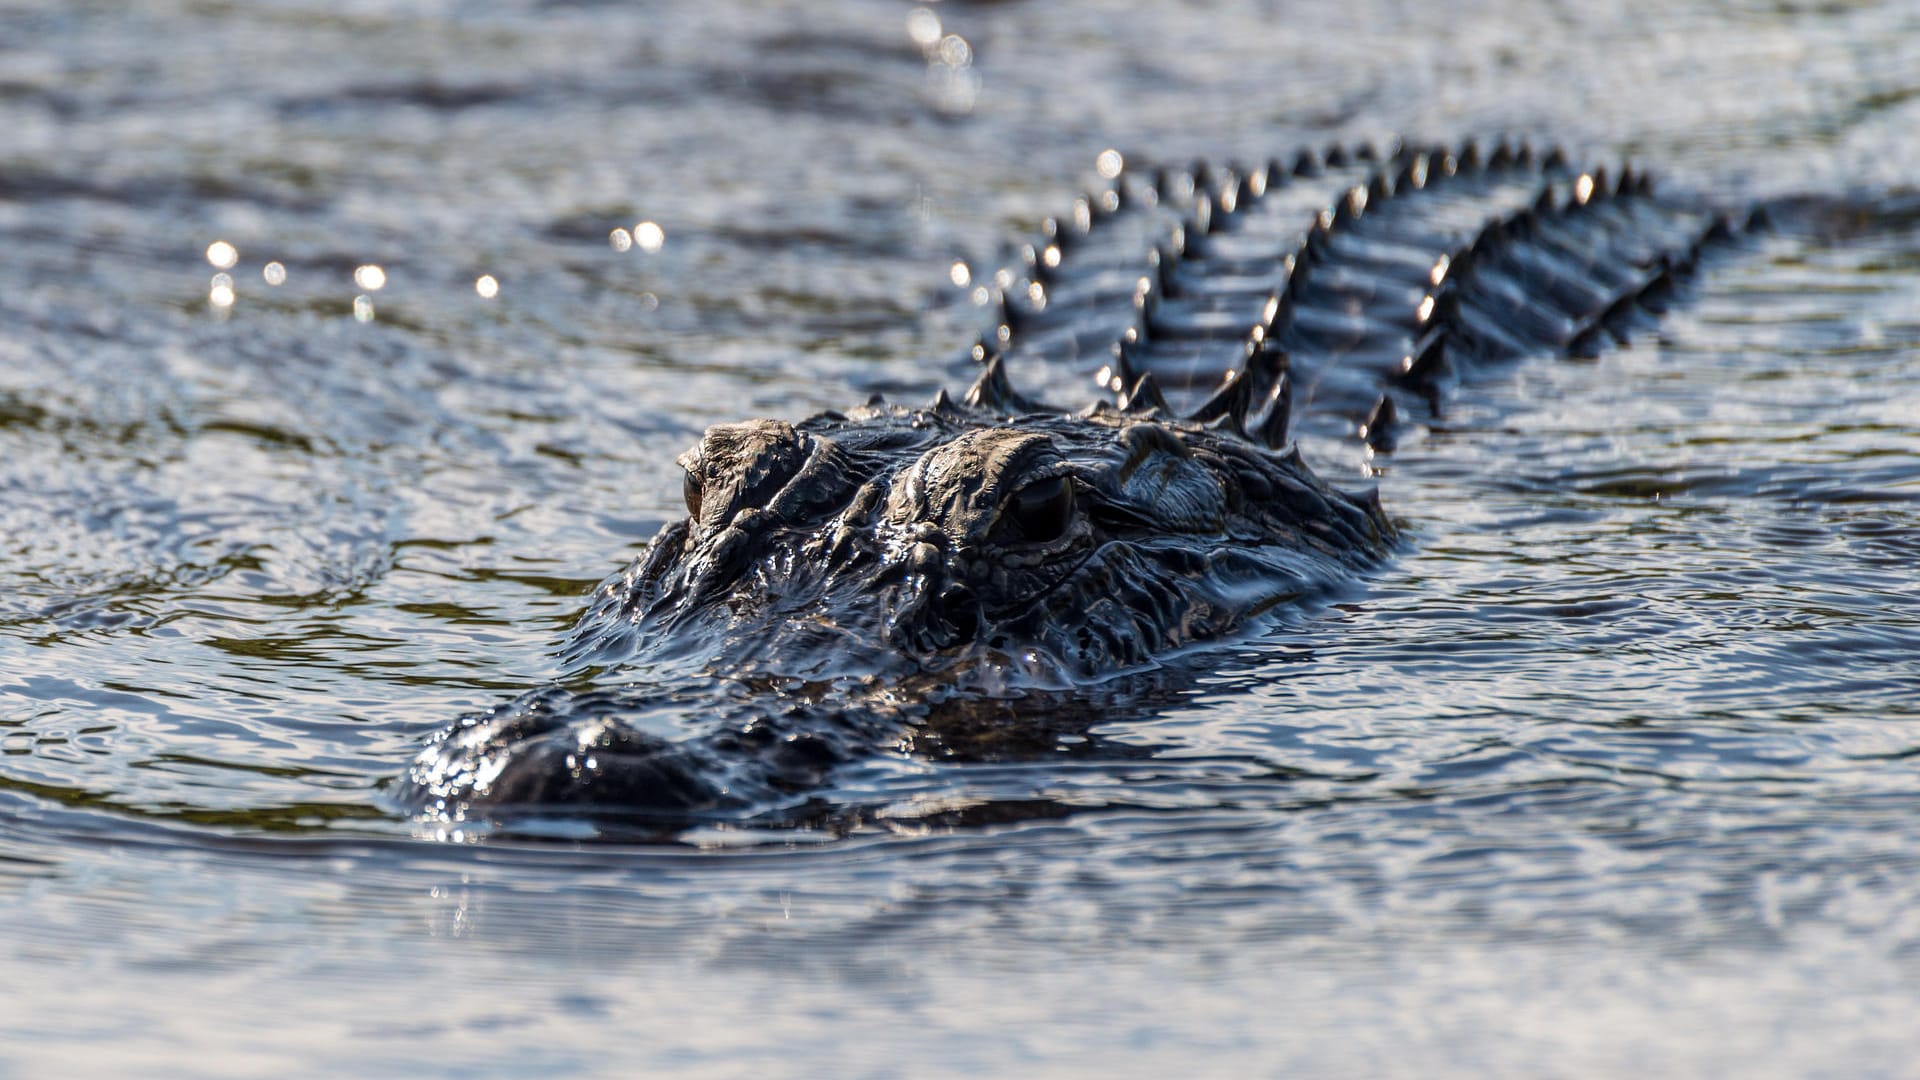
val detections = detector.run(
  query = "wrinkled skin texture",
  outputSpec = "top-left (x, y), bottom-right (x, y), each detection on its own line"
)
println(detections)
top-left (401, 401), bottom-right (1393, 831)
top-left (569, 402), bottom-right (1392, 681)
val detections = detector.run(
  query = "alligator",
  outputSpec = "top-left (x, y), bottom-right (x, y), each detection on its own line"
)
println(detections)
top-left (398, 138), bottom-right (1763, 836)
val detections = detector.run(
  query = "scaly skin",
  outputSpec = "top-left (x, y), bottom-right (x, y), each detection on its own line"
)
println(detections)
top-left (398, 137), bottom-right (1754, 833)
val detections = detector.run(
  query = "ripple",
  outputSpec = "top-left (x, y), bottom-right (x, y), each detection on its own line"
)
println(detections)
top-left (4, 0), bottom-right (1920, 1071)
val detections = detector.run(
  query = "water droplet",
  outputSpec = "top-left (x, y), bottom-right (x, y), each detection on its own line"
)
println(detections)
top-left (262, 261), bottom-right (286, 286)
top-left (205, 240), bottom-right (238, 269)
top-left (634, 221), bottom-right (665, 253)
top-left (610, 228), bottom-right (633, 252)
top-left (1096, 149), bottom-right (1124, 179)
top-left (475, 274), bottom-right (499, 299)
top-left (949, 261), bottom-right (971, 288)
top-left (353, 264), bottom-right (387, 291)
top-left (353, 295), bottom-right (375, 323)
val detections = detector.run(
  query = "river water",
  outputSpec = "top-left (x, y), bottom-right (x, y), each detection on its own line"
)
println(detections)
top-left (3, 1), bottom-right (1918, 1075)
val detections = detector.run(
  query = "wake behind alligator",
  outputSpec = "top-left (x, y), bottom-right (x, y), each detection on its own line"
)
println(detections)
top-left (398, 138), bottom-right (1768, 837)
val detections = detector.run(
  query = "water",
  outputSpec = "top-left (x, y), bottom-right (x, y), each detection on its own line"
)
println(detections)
top-left (3, 0), bottom-right (1919, 1074)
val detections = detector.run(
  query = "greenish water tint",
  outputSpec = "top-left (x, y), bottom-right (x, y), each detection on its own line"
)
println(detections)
top-left (1, 0), bottom-right (1918, 1074)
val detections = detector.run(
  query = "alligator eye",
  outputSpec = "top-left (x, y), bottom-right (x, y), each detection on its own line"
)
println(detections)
top-left (682, 467), bottom-right (702, 520)
top-left (1004, 474), bottom-right (1075, 543)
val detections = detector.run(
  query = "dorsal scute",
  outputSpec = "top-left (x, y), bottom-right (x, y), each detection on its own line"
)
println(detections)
top-left (976, 138), bottom-right (1742, 456)
top-left (1118, 371), bottom-right (1169, 415)
top-left (965, 353), bottom-right (1051, 415)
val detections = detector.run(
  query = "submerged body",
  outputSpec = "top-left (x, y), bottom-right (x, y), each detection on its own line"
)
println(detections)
top-left (399, 138), bottom-right (1752, 833)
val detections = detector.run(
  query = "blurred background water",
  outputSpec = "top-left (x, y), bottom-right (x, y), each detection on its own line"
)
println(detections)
top-left (2, 0), bottom-right (1918, 1074)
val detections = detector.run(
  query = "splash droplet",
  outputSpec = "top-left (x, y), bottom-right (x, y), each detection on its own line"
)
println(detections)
top-left (353, 264), bottom-right (387, 291)
top-left (475, 274), bottom-right (499, 299)
top-left (206, 241), bottom-right (238, 269)
top-left (262, 261), bottom-right (286, 286)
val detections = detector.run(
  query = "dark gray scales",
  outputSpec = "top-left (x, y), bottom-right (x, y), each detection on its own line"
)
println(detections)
top-left (986, 138), bottom-right (1730, 444)
top-left (397, 138), bottom-right (1752, 832)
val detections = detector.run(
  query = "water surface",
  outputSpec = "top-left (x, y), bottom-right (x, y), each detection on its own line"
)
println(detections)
top-left (2, 0), bottom-right (1918, 1074)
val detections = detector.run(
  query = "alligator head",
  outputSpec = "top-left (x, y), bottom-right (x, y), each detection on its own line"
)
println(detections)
top-left (564, 365), bottom-right (1395, 687)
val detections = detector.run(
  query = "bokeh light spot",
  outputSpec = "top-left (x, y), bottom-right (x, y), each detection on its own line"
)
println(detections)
top-left (906, 7), bottom-right (941, 48)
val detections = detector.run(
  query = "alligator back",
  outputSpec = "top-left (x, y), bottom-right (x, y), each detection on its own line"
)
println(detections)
top-left (979, 139), bottom-right (1742, 452)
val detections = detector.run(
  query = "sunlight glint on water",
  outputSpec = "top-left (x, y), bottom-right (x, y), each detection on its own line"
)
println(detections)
top-left (0, 0), bottom-right (1917, 1074)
